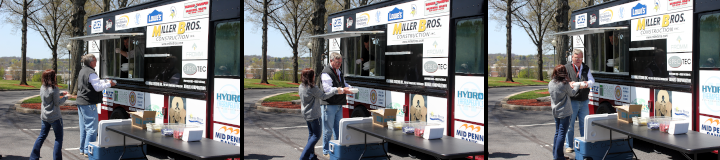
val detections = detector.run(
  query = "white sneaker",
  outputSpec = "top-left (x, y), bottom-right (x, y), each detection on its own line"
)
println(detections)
top-left (565, 148), bottom-right (574, 153)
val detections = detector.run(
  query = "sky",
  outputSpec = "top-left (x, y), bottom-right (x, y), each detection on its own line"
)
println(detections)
top-left (0, 24), bottom-right (62, 59)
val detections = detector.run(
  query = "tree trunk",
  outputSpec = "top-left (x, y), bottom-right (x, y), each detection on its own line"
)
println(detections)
top-left (260, 0), bottom-right (270, 84)
top-left (52, 46), bottom-right (57, 72)
top-left (119, 0), bottom-right (128, 8)
top-left (344, 0), bottom-right (350, 9)
top-left (556, 0), bottom-right (569, 65)
top-left (292, 45), bottom-right (299, 83)
top-left (19, 0), bottom-right (28, 85)
top-left (505, 0), bottom-right (514, 82)
top-left (103, 0), bottom-right (110, 11)
top-left (537, 47), bottom-right (543, 81)
top-left (313, 0), bottom-right (326, 87)
top-left (69, 0), bottom-right (86, 95)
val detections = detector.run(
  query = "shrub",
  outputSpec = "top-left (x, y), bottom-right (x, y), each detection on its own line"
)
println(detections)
top-left (32, 73), bottom-right (41, 82)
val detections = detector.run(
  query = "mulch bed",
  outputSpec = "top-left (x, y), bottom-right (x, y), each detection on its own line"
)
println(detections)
top-left (537, 91), bottom-right (549, 94)
top-left (12, 84), bottom-right (36, 88)
top-left (532, 80), bottom-right (549, 83)
top-left (507, 99), bottom-right (550, 106)
top-left (291, 94), bottom-right (299, 97)
top-left (501, 81), bottom-right (521, 84)
top-left (287, 83), bottom-right (300, 85)
top-left (253, 83), bottom-right (277, 86)
top-left (262, 101), bottom-right (300, 109)
top-left (21, 103), bottom-right (77, 110)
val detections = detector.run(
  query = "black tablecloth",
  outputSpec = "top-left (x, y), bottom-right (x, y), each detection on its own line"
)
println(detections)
top-left (106, 125), bottom-right (240, 160)
top-left (592, 119), bottom-right (720, 154)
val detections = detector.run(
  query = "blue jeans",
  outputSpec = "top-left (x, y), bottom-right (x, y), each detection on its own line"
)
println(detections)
top-left (554, 116), bottom-right (570, 160)
top-left (300, 118), bottom-right (322, 160)
top-left (566, 99), bottom-right (589, 149)
top-left (77, 104), bottom-right (98, 154)
top-left (30, 119), bottom-right (64, 160)
top-left (321, 105), bottom-right (342, 155)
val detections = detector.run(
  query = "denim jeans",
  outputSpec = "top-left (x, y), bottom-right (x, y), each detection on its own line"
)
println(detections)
top-left (566, 99), bottom-right (589, 149)
top-left (300, 118), bottom-right (322, 160)
top-left (554, 116), bottom-right (570, 160)
top-left (30, 119), bottom-right (64, 160)
top-left (77, 104), bottom-right (98, 154)
top-left (321, 105), bottom-right (342, 155)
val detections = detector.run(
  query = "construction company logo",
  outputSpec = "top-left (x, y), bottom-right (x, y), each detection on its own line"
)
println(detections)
top-left (105, 19), bottom-right (113, 31)
top-left (216, 84), bottom-right (241, 122)
top-left (184, 0), bottom-right (209, 18)
top-left (391, 18), bottom-right (442, 37)
top-left (701, 75), bottom-right (720, 112)
top-left (456, 81), bottom-right (483, 118)
top-left (129, 91), bottom-right (137, 106)
top-left (455, 122), bottom-right (483, 144)
top-left (356, 13), bottom-right (370, 28)
top-left (424, 0), bottom-right (449, 16)
top-left (614, 85), bottom-right (622, 100)
top-left (668, 0), bottom-right (692, 10)
top-left (151, 20), bottom-right (201, 38)
top-left (589, 14), bottom-right (597, 25)
top-left (370, 89), bottom-right (378, 104)
top-left (214, 125), bottom-right (240, 146)
top-left (346, 17), bottom-right (353, 28)
top-left (429, 111), bottom-right (445, 122)
top-left (388, 7), bottom-right (403, 21)
top-left (668, 55), bottom-right (691, 68)
top-left (575, 13), bottom-right (587, 28)
top-left (147, 10), bottom-right (163, 24)
top-left (701, 117), bottom-right (720, 137)
top-left (635, 12), bottom-right (685, 33)
top-left (600, 9), bottom-right (613, 24)
top-left (631, 3), bottom-right (647, 17)
top-left (411, 4), bottom-right (417, 17)
top-left (170, 6), bottom-right (177, 19)
top-left (116, 15), bottom-right (129, 29)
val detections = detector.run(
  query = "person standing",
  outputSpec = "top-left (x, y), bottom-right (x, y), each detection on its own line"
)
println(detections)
top-left (76, 54), bottom-right (115, 157)
top-left (29, 70), bottom-right (69, 160)
top-left (549, 65), bottom-right (580, 160)
top-left (298, 68), bottom-right (348, 160)
top-left (564, 49), bottom-right (594, 153)
top-left (320, 52), bottom-right (353, 157)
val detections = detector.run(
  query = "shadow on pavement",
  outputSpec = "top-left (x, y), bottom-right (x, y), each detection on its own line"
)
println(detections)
top-left (243, 154), bottom-right (285, 160)
top-left (487, 152), bottom-right (531, 159)
top-left (0, 155), bottom-right (30, 160)
top-left (386, 143), bottom-right (440, 159)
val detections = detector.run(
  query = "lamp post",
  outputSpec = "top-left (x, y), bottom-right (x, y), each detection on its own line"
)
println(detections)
top-left (551, 38), bottom-right (557, 66)
top-left (306, 41), bottom-right (313, 69)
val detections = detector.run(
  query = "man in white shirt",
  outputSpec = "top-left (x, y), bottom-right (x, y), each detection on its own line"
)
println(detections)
top-left (564, 49), bottom-right (594, 153)
top-left (75, 54), bottom-right (115, 157)
top-left (319, 52), bottom-right (353, 157)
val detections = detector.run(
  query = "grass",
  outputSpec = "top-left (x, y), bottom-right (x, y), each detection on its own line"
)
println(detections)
top-left (508, 89), bottom-right (549, 100)
top-left (263, 92), bottom-right (300, 102)
top-left (22, 95), bottom-right (76, 103)
top-left (0, 79), bottom-right (68, 90)
top-left (244, 79), bottom-right (300, 89)
top-left (488, 77), bottom-right (549, 87)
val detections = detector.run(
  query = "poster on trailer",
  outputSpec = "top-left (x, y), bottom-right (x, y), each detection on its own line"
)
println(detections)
top-left (214, 78), bottom-right (241, 126)
top-left (454, 76), bottom-right (484, 123)
top-left (699, 70), bottom-right (720, 117)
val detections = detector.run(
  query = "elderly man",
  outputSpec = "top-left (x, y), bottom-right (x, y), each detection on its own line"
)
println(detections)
top-left (564, 49), bottom-right (594, 153)
top-left (76, 54), bottom-right (115, 157)
top-left (320, 52), bottom-right (353, 157)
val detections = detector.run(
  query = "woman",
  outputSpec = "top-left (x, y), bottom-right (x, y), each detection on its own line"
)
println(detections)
top-left (30, 69), bottom-right (68, 160)
top-left (299, 68), bottom-right (348, 160)
top-left (549, 65), bottom-right (580, 160)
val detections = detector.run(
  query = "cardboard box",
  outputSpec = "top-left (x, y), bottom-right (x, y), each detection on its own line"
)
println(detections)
top-left (369, 109), bottom-right (397, 128)
top-left (130, 111), bottom-right (156, 129)
top-left (614, 105), bottom-right (641, 123)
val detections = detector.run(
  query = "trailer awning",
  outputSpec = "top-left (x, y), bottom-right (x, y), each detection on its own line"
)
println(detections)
top-left (307, 31), bottom-right (384, 39)
top-left (68, 33), bottom-right (144, 41)
top-left (549, 27), bottom-right (628, 36)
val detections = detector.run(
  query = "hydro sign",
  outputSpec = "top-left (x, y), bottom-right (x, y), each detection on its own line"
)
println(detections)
top-left (454, 76), bottom-right (485, 123)
top-left (214, 78), bottom-right (241, 126)
top-left (700, 71), bottom-right (720, 117)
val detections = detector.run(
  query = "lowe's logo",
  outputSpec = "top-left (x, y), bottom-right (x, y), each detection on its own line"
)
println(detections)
top-left (631, 3), bottom-right (646, 17)
top-left (148, 10), bottom-right (163, 23)
top-left (388, 7), bottom-right (403, 21)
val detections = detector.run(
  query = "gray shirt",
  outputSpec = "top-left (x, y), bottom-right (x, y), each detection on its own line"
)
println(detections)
top-left (549, 80), bottom-right (580, 119)
top-left (40, 85), bottom-right (68, 123)
top-left (299, 84), bottom-right (338, 121)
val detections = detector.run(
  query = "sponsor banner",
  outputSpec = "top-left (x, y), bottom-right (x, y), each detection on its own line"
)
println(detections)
top-left (353, 0), bottom-right (449, 29)
top-left (353, 87), bottom-right (371, 104)
top-left (181, 60), bottom-right (208, 79)
top-left (331, 16), bottom-right (343, 32)
top-left (147, 93), bottom-right (165, 124)
top-left (667, 0), bottom-right (692, 11)
top-left (700, 71), bottom-right (720, 117)
top-left (91, 18), bottom-right (103, 34)
top-left (666, 53), bottom-right (692, 71)
top-left (130, 91), bottom-right (145, 110)
top-left (146, 19), bottom-right (209, 60)
top-left (213, 123), bottom-right (240, 147)
top-left (454, 76), bottom-right (484, 123)
top-left (596, 83), bottom-right (631, 103)
top-left (89, 40), bottom-right (100, 53)
top-left (575, 13), bottom-right (587, 29)
top-left (454, 121), bottom-right (483, 145)
top-left (426, 96), bottom-right (447, 135)
top-left (387, 16), bottom-right (449, 58)
top-left (186, 98), bottom-right (207, 137)
top-left (409, 94), bottom-right (428, 122)
top-left (422, 58), bottom-right (448, 76)
top-left (631, 10), bottom-right (692, 42)
top-left (598, 0), bottom-right (692, 25)
top-left (631, 87), bottom-right (651, 117)
top-left (329, 38), bottom-right (341, 51)
top-left (346, 17), bottom-right (353, 29)
top-left (214, 78), bottom-right (241, 126)
top-left (573, 36), bottom-right (584, 49)
top-left (369, 88), bottom-right (385, 106)
top-left (671, 91), bottom-right (692, 130)
top-left (598, 8), bottom-right (616, 25)
top-left (386, 91), bottom-right (405, 122)
top-left (654, 90), bottom-right (673, 117)
top-left (667, 33), bottom-right (692, 53)
top-left (183, 0), bottom-right (209, 18)
top-left (699, 115), bottom-right (720, 137)
top-left (168, 96), bottom-right (187, 124)
top-left (104, 88), bottom-right (114, 107)
top-left (113, 88), bottom-right (131, 106)
top-left (115, 0), bottom-right (208, 31)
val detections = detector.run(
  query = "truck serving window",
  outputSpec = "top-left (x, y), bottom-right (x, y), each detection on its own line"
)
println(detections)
top-left (455, 18), bottom-right (484, 74)
top-left (343, 34), bottom-right (385, 78)
top-left (699, 13), bottom-right (720, 68)
top-left (215, 21), bottom-right (241, 76)
top-left (585, 31), bottom-right (629, 75)
top-left (102, 36), bottom-right (145, 80)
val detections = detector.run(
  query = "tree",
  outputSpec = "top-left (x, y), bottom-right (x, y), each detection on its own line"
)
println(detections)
top-left (3, 0), bottom-right (42, 85)
top-left (27, 0), bottom-right (72, 73)
top-left (68, 0), bottom-right (86, 95)
top-left (265, 0), bottom-right (313, 83)
top-left (510, 0), bottom-right (556, 81)
top-left (310, 0), bottom-right (326, 87)
top-left (489, 0), bottom-right (527, 82)
top-left (245, 0), bottom-right (288, 84)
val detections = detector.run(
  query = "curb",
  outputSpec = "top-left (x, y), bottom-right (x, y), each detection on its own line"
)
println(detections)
top-left (500, 88), bottom-right (552, 111)
top-left (255, 91), bottom-right (301, 114)
top-left (14, 95), bottom-right (79, 115)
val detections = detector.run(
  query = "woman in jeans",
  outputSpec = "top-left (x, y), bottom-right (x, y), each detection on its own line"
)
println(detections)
top-left (549, 65), bottom-right (580, 160)
top-left (298, 68), bottom-right (348, 160)
top-left (30, 69), bottom-right (68, 160)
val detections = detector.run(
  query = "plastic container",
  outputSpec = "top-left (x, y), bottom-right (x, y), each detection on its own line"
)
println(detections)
top-left (402, 121), bottom-right (418, 134)
top-left (413, 122), bottom-right (441, 137)
top-left (647, 117), bottom-right (663, 130)
top-left (659, 117), bottom-right (685, 133)
top-left (173, 124), bottom-right (200, 140)
top-left (387, 121), bottom-right (403, 130)
top-left (160, 123), bottom-right (180, 137)
top-left (633, 117), bottom-right (648, 126)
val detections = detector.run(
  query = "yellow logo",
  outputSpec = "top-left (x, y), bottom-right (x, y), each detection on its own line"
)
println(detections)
top-left (419, 19), bottom-right (427, 32)
top-left (152, 25), bottom-right (162, 37)
top-left (636, 18), bottom-right (645, 31)
top-left (393, 23), bottom-right (402, 35)
top-left (178, 22), bottom-right (186, 34)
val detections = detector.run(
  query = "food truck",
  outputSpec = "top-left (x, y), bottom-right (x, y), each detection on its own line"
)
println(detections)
top-left (69, 0), bottom-right (241, 147)
top-left (309, 0), bottom-right (487, 148)
top-left (553, 0), bottom-right (720, 138)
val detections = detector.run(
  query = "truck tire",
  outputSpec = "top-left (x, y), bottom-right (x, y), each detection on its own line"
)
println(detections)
top-left (110, 108), bottom-right (129, 119)
top-left (595, 102), bottom-right (616, 114)
top-left (351, 106), bottom-right (370, 118)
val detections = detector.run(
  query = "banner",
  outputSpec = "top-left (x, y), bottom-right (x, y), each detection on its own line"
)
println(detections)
top-left (666, 53), bottom-right (692, 71)
top-left (147, 93), bottom-right (165, 124)
top-left (91, 18), bottom-right (103, 34)
top-left (146, 18), bottom-right (209, 60)
top-left (671, 91), bottom-right (692, 130)
top-left (213, 78), bottom-right (240, 126)
top-left (115, 0), bottom-right (209, 31)
top-left (353, 0), bottom-right (450, 29)
top-left (631, 10), bottom-right (692, 44)
top-left (454, 121), bottom-right (483, 145)
top-left (422, 58), bottom-right (448, 76)
top-left (387, 16), bottom-right (449, 58)
top-left (181, 60), bottom-right (208, 79)
top-left (386, 91), bottom-right (405, 122)
top-left (186, 98), bottom-right (207, 137)
top-left (213, 123), bottom-right (240, 147)
top-left (598, 0), bottom-right (692, 25)
top-left (426, 96), bottom-right (447, 135)
top-left (168, 96), bottom-right (187, 124)
top-left (700, 70), bottom-right (720, 117)
top-left (454, 76), bottom-right (484, 123)
top-left (409, 94), bottom-right (427, 122)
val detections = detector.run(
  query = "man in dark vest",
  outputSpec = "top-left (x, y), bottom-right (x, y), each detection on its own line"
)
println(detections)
top-left (320, 52), bottom-right (353, 157)
top-left (564, 49), bottom-right (594, 153)
top-left (76, 54), bottom-right (115, 157)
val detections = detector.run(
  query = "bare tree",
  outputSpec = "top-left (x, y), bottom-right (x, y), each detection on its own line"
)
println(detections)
top-left (310, 0), bottom-right (326, 87)
top-left (554, 0), bottom-right (569, 65)
top-left (245, 0), bottom-right (287, 84)
top-left (489, 0), bottom-right (527, 82)
top-left (68, 0), bottom-right (86, 95)
top-left (3, 0), bottom-right (42, 86)
top-left (27, 0), bottom-right (71, 73)
top-left (265, 0), bottom-right (313, 83)
top-left (511, 0), bottom-right (556, 81)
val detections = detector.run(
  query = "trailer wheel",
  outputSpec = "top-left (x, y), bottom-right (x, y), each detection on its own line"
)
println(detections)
top-left (595, 102), bottom-right (616, 114)
top-left (351, 106), bottom-right (370, 118)
top-left (109, 108), bottom-right (129, 119)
